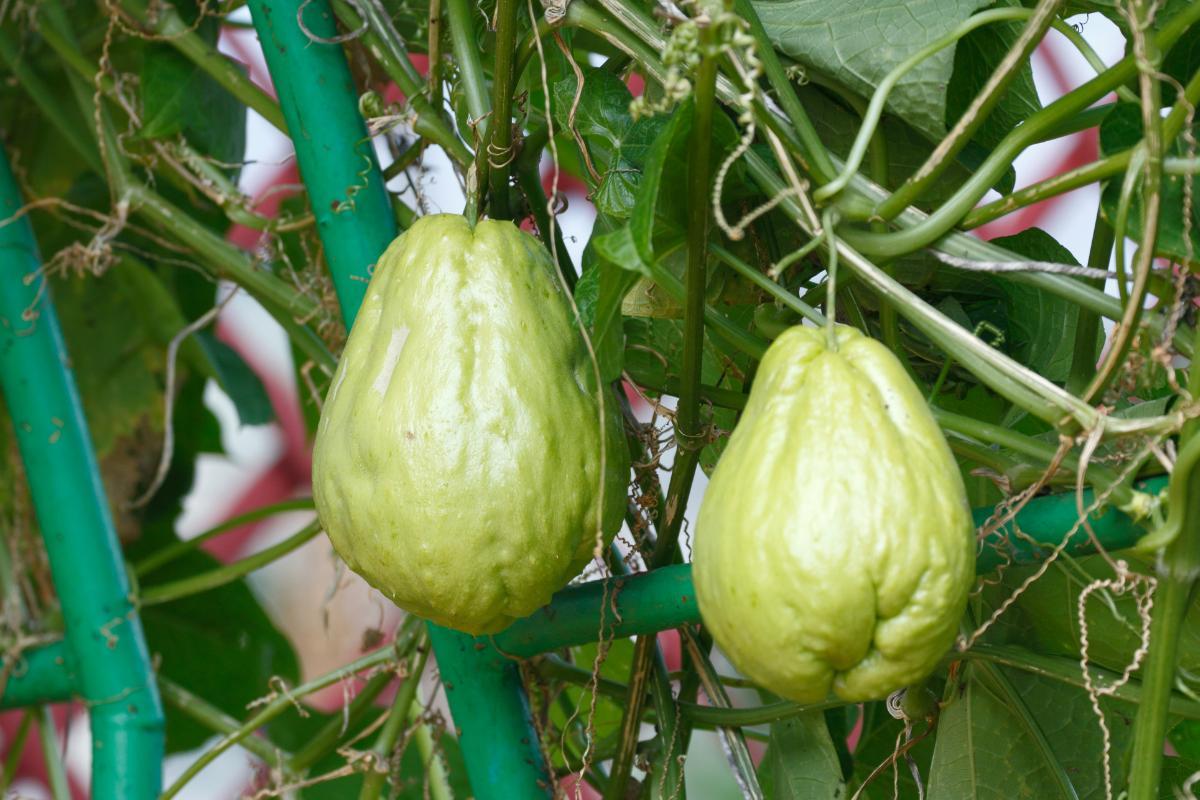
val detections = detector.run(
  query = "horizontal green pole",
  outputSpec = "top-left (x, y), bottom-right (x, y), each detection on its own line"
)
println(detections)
top-left (0, 145), bottom-right (164, 798)
top-left (0, 641), bottom-right (75, 708)
top-left (490, 481), bottom-right (1162, 655)
top-left (975, 477), bottom-right (1165, 572)
top-left (495, 564), bottom-right (696, 657)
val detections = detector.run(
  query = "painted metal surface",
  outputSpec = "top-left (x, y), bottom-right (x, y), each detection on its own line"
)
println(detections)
top-left (0, 146), bottom-right (164, 798)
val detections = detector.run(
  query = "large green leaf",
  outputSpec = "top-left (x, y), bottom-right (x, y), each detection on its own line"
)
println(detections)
top-left (267, 699), bottom-right (471, 799)
top-left (1006, 553), bottom-right (1200, 678)
top-left (140, 26), bottom-right (247, 166)
top-left (797, 85), bottom-right (1017, 206)
top-left (195, 331), bottom-right (275, 427)
top-left (753, 0), bottom-right (992, 142)
top-left (1000, 668), bottom-right (1136, 799)
top-left (945, 17), bottom-right (1042, 149)
top-left (757, 712), bottom-right (846, 799)
top-left (987, 228), bottom-right (1094, 383)
top-left (927, 664), bottom-right (1076, 799)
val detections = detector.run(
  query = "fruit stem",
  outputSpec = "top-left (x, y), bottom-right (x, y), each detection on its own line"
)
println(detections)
top-left (823, 207), bottom-right (839, 351)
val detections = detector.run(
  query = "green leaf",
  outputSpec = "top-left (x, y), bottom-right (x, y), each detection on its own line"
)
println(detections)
top-left (140, 27), bottom-right (246, 165)
top-left (1159, 755), bottom-right (1200, 799)
top-left (946, 18), bottom-right (1042, 150)
top-left (578, 216), bottom-right (641, 382)
top-left (1005, 553), bottom-right (1200, 678)
top-left (595, 116), bottom-right (671, 219)
top-left (552, 68), bottom-right (633, 175)
top-left (927, 664), bottom-right (1076, 799)
top-left (754, 0), bottom-right (992, 142)
top-left (195, 331), bottom-right (275, 426)
top-left (999, 667), bottom-right (1136, 800)
top-left (757, 712), bottom-right (846, 799)
top-left (796, 85), bottom-right (1016, 206)
top-left (130, 518), bottom-right (299, 753)
top-left (987, 228), bottom-right (1094, 383)
top-left (629, 99), bottom-right (742, 263)
top-left (1099, 102), bottom-right (1200, 266)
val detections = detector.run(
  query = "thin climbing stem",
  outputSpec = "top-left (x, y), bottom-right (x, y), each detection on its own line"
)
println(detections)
top-left (159, 676), bottom-right (293, 767)
top-left (38, 707), bottom-right (70, 800)
top-left (1126, 328), bottom-right (1200, 798)
top-left (848, 1), bottom-right (1200, 246)
top-left (813, 7), bottom-right (1034, 203)
top-left (162, 641), bottom-right (410, 799)
top-left (608, 19), bottom-right (720, 798)
top-left (358, 637), bottom-right (430, 799)
top-left (486, 0), bottom-right (520, 219)
top-left (445, 0), bottom-right (491, 140)
top-left (1066, 212), bottom-right (1114, 396)
top-left (134, 498), bottom-right (316, 576)
top-left (139, 520), bottom-right (322, 606)
top-left (0, 709), bottom-right (34, 793)
top-left (113, 0), bottom-right (289, 133)
top-left (328, 0), bottom-right (472, 167)
top-left (880, 0), bottom-right (1063, 212)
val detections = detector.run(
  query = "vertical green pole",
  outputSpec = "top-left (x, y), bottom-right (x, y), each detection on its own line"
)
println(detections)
top-left (245, 3), bottom-right (552, 795)
top-left (0, 147), bottom-right (164, 798)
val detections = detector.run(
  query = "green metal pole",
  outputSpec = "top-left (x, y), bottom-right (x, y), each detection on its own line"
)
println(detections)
top-left (247, 0), bottom-right (395, 321)
top-left (245, 3), bottom-right (552, 796)
top-left (489, 480), bottom-right (1165, 657)
top-left (0, 146), bottom-right (164, 798)
top-left (0, 641), bottom-right (74, 709)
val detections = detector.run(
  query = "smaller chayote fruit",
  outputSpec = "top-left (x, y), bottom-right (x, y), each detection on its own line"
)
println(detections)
top-left (693, 324), bottom-right (973, 703)
top-left (312, 214), bottom-right (628, 635)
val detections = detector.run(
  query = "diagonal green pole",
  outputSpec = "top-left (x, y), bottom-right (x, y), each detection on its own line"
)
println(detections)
top-left (244, 2), bottom-right (552, 796)
top-left (0, 146), bottom-right (164, 798)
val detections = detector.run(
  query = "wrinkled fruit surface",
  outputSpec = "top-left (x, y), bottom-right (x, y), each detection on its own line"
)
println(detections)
top-left (313, 214), bottom-right (628, 635)
top-left (693, 325), bottom-right (973, 703)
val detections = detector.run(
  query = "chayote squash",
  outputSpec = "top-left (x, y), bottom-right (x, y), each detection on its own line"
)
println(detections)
top-left (693, 324), bottom-right (973, 703)
top-left (312, 214), bottom-right (628, 635)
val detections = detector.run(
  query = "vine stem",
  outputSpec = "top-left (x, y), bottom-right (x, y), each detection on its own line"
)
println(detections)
top-left (133, 498), bottom-right (316, 576)
top-left (1081, 0), bottom-right (1164, 405)
top-left (328, 0), bottom-right (471, 166)
top-left (879, 0), bottom-right (1064, 212)
top-left (358, 637), bottom-right (430, 800)
top-left (138, 519), bottom-right (322, 606)
top-left (161, 639), bottom-right (414, 799)
top-left (38, 707), bottom-right (70, 800)
top-left (445, 0), bottom-right (491, 212)
top-left (813, 6), bottom-right (1035, 202)
top-left (486, 0), bottom-right (519, 219)
top-left (1126, 304), bottom-right (1200, 795)
top-left (158, 676), bottom-right (293, 767)
top-left (850, 0), bottom-right (1200, 245)
top-left (1066, 211), bottom-right (1114, 396)
top-left (605, 14), bottom-right (720, 798)
top-left (114, 0), bottom-right (289, 133)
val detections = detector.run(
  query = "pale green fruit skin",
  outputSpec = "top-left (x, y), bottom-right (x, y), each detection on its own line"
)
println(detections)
top-left (693, 324), bottom-right (973, 703)
top-left (312, 214), bottom-right (628, 635)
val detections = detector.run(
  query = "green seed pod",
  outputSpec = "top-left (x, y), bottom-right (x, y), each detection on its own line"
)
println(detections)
top-left (312, 214), bottom-right (628, 635)
top-left (693, 324), bottom-right (973, 702)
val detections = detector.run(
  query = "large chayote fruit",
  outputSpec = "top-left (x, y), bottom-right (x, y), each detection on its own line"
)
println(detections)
top-left (312, 214), bottom-right (628, 635)
top-left (693, 324), bottom-right (973, 703)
